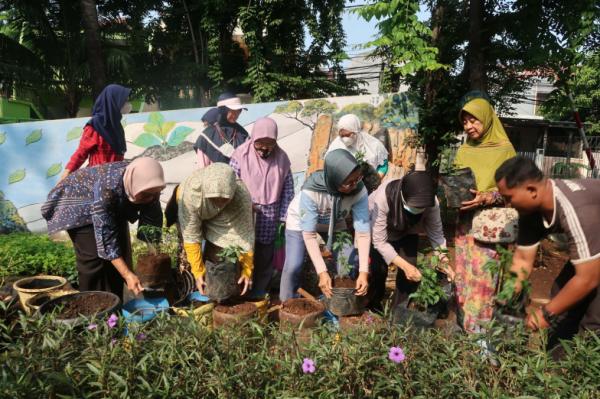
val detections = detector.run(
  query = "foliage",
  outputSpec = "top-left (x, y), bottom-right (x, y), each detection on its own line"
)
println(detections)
top-left (332, 231), bottom-right (353, 277)
top-left (484, 245), bottom-right (531, 315)
top-left (551, 162), bottom-right (591, 178)
top-left (132, 224), bottom-right (178, 266)
top-left (133, 113), bottom-right (194, 148)
top-left (337, 103), bottom-right (376, 121)
top-left (354, 0), bottom-right (446, 77)
top-left (2, 307), bottom-right (600, 397)
top-left (409, 252), bottom-right (448, 308)
top-left (217, 245), bottom-right (244, 265)
top-left (541, 52), bottom-right (600, 135)
top-left (0, 233), bottom-right (77, 283)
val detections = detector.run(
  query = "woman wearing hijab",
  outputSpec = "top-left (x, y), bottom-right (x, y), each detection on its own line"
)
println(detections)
top-left (175, 163), bottom-right (255, 296)
top-left (230, 117), bottom-right (294, 297)
top-left (453, 95), bottom-right (516, 333)
top-left (61, 84), bottom-right (132, 181)
top-left (193, 93), bottom-right (249, 167)
top-left (201, 107), bottom-right (220, 127)
top-left (368, 171), bottom-right (451, 311)
top-left (326, 114), bottom-right (389, 178)
top-left (42, 158), bottom-right (166, 300)
top-left (279, 149), bottom-right (371, 301)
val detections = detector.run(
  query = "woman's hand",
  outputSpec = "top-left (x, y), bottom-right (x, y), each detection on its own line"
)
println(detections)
top-left (355, 272), bottom-right (369, 296)
top-left (238, 275), bottom-right (252, 296)
top-left (195, 275), bottom-right (206, 295)
top-left (124, 272), bottom-right (144, 296)
top-left (402, 264), bottom-right (422, 282)
top-left (318, 272), bottom-right (333, 298)
top-left (460, 189), bottom-right (494, 211)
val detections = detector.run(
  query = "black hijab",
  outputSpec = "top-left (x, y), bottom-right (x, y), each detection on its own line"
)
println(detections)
top-left (386, 171), bottom-right (435, 232)
top-left (193, 106), bottom-right (249, 164)
top-left (88, 84), bottom-right (131, 155)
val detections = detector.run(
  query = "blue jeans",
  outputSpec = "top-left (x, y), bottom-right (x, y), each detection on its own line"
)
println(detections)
top-left (279, 229), bottom-right (358, 301)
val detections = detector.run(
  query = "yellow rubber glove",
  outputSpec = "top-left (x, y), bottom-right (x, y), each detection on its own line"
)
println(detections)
top-left (239, 251), bottom-right (254, 279)
top-left (184, 242), bottom-right (205, 278)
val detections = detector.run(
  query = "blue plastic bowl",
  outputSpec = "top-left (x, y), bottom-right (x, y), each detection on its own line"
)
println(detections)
top-left (187, 291), bottom-right (210, 303)
top-left (122, 297), bottom-right (169, 323)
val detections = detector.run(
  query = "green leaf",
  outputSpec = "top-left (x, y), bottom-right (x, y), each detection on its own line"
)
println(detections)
top-left (148, 112), bottom-right (164, 126)
top-left (133, 133), bottom-right (162, 148)
top-left (0, 132), bottom-right (5, 145)
top-left (66, 126), bottom-right (83, 141)
top-left (25, 129), bottom-right (42, 145)
top-left (46, 163), bottom-right (62, 178)
top-left (166, 126), bottom-right (194, 147)
top-left (8, 169), bottom-right (26, 184)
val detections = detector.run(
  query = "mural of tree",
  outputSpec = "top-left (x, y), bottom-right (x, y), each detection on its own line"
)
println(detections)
top-left (275, 99), bottom-right (337, 130)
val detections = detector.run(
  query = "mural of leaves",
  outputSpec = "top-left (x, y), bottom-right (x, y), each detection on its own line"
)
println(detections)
top-left (8, 169), bottom-right (26, 184)
top-left (148, 112), bottom-right (164, 126)
top-left (46, 163), bottom-right (62, 178)
top-left (160, 121), bottom-right (176, 140)
top-left (25, 129), bottom-right (42, 145)
top-left (0, 131), bottom-right (5, 145)
top-left (133, 133), bottom-right (162, 148)
top-left (66, 126), bottom-right (83, 141)
top-left (167, 126), bottom-right (194, 147)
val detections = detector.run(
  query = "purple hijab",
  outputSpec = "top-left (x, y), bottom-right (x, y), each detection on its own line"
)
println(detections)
top-left (230, 117), bottom-right (291, 205)
top-left (88, 84), bottom-right (131, 155)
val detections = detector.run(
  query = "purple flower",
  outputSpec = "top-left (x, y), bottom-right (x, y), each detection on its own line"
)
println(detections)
top-left (135, 333), bottom-right (147, 341)
top-left (87, 323), bottom-right (98, 331)
top-left (106, 313), bottom-right (118, 329)
top-left (388, 347), bottom-right (405, 364)
top-left (302, 358), bottom-right (316, 374)
top-left (111, 338), bottom-right (117, 345)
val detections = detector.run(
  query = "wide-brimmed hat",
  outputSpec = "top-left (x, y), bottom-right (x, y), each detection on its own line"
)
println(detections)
top-left (216, 93), bottom-right (248, 111)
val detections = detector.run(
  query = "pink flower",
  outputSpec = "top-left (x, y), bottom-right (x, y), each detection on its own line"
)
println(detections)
top-left (106, 313), bottom-right (118, 329)
top-left (302, 358), bottom-right (316, 374)
top-left (87, 323), bottom-right (98, 331)
top-left (388, 346), bottom-right (405, 364)
top-left (111, 338), bottom-right (117, 345)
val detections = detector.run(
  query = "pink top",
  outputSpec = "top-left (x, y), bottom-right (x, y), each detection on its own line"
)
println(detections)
top-left (369, 178), bottom-right (446, 265)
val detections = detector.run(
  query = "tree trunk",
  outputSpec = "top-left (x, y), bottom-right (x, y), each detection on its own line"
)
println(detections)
top-left (468, 0), bottom-right (486, 91)
top-left (80, 0), bottom-right (107, 100)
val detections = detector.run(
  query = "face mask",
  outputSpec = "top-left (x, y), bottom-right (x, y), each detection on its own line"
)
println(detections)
top-left (403, 203), bottom-right (425, 215)
top-left (257, 149), bottom-right (272, 159)
top-left (341, 135), bottom-right (356, 147)
top-left (120, 102), bottom-right (132, 115)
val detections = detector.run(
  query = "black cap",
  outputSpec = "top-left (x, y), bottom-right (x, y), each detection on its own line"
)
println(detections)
top-left (401, 171), bottom-right (435, 208)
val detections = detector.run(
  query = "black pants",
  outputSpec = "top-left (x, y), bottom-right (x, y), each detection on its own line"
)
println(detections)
top-left (368, 234), bottom-right (419, 312)
top-left (68, 224), bottom-right (130, 301)
top-left (548, 262), bottom-right (600, 349)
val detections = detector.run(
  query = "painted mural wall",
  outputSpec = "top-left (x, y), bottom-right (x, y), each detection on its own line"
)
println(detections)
top-left (0, 93), bottom-right (419, 234)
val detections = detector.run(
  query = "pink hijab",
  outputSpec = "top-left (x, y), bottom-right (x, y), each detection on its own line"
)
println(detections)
top-left (230, 117), bottom-right (291, 205)
top-left (123, 157), bottom-right (166, 202)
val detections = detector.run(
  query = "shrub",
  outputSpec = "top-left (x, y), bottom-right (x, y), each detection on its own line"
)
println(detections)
top-left (1, 306), bottom-right (599, 398)
top-left (0, 233), bottom-right (77, 283)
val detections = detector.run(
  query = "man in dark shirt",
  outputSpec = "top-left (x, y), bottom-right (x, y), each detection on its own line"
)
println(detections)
top-left (494, 156), bottom-right (600, 341)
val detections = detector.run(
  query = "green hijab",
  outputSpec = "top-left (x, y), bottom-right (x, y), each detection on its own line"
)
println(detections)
top-left (454, 98), bottom-right (516, 192)
top-left (303, 149), bottom-right (364, 249)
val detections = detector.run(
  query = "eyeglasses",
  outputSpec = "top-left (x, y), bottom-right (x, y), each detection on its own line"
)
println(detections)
top-left (339, 174), bottom-right (363, 190)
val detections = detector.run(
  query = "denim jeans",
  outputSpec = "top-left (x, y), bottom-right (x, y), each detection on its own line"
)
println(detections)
top-left (279, 229), bottom-right (358, 301)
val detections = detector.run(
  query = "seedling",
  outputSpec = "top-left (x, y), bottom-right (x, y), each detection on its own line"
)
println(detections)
top-left (408, 252), bottom-right (448, 310)
top-left (332, 231), bottom-right (354, 277)
top-left (217, 245), bottom-right (244, 265)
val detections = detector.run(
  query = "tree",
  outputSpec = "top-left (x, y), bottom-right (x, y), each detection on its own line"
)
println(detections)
top-left (80, 0), bottom-right (106, 100)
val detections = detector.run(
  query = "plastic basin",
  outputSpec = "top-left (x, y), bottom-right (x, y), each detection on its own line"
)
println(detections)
top-left (122, 297), bottom-right (169, 323)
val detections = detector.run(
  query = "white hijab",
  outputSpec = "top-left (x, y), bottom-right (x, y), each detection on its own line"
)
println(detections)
top-left (326, 114), bottom-right (388, 170)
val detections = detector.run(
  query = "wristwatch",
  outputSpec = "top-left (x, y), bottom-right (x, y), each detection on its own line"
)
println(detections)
top-left (541, 306), bottom-right (560, 329)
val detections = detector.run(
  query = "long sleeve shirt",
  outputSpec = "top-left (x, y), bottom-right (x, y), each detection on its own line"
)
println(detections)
top-left (369, 179), bottom-right (446, 265)
top-left (230, 158), bottom-right (295, 244)
top-left (65, 125), bottom-right (124, 172)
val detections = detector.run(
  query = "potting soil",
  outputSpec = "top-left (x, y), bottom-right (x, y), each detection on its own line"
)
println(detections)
top-left (19, 278), bottom-right (63, 290)
top-left (136, 254), bottom-right (172, 286)
top-left (333, 277), bottom-right (355, 289)
top-left (283, 300), bottom-right (322, 315)
top-left (51, 294), bottom-right (116, 319)
top-left (215, 302), bottom-right (255, 315)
